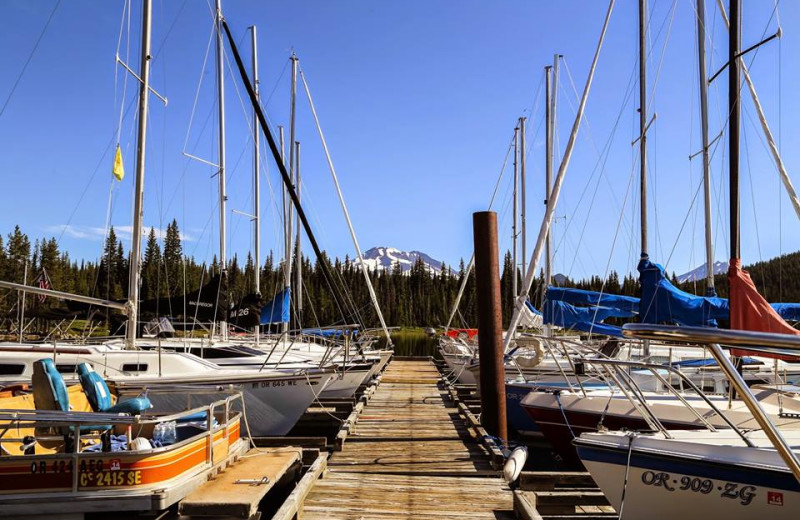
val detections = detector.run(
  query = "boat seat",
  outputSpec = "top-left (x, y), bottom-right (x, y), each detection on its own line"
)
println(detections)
top-left (77, 363), bottom-right (151, 415)
top-left (32, 359), bottom-right (109, 436)
top-left (32, 359), bottom-right (69, 413)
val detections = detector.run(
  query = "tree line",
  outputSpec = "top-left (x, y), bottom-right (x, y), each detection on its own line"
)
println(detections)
top-left (0, 223), bottom-right (798, 332)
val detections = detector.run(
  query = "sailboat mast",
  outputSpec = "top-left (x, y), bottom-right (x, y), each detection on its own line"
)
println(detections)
top-left (520, 116), bottom-right (526, 280)
top-left (729, 0), bottom-right (741, 260)
top-left (697, 0), bottom-right (715, 295)
top-left (638, 0), bottom-right (650, 356)
top-left (503, 0), bottom-right (616, 351)
top-left (250, 25), bottom-right (261, 343)
top-left (125, 0), bottom-right (153, 349)
top-left (295, 141), bottom-right (302, 327)
top-left (639, 0), bottom-right (648, 260)
top-left (512, 126), bottom-right (519, 301)
top-left (284, 55), bottom-right (298, 332)
top-left (544, 64), bottom-right (553, 336)
top-left (215, 0), bottom-right (228, 339)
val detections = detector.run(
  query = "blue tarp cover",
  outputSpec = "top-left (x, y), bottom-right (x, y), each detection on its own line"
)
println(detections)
top-left (670, 356), bottom-right (761, 367)
top-left (638, 259), bottom-right (729, 326)
top-left (525, 300), bottom-right (543, 315)
top-left (543, 299), bottom-right (626, 337)
top-left (260, 288), bottom-right (290, 325)
top-left (301, 328), bottom-right (358, 338)
top-left (547, 286), bottom-right (640, 314)
top-left (771, 303), bottom-right (800, 322)
top-left (539, 265), bottom-right (799, 331)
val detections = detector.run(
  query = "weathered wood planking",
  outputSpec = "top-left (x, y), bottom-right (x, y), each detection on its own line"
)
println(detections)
top-left (301, 359), bottom-right (514, 519)
top-left (179, 448), bottom-right (301, 518)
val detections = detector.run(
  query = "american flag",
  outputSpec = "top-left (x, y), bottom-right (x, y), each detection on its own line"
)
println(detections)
top-left (33, 271), bottom-right (51, 303)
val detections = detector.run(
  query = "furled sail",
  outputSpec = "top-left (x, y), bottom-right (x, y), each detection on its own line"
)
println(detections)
top-left (547, 286), bottom-right (639, 313)
top-left (729, 259), bottom-right (800, 360)
top-left (542, 298), bottom-right (634, 338)
top-left (638, 259), bottom-right (728, 326)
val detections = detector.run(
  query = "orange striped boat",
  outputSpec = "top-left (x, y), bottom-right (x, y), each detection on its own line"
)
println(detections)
top-left (0, 392), bottom-right (247, 517)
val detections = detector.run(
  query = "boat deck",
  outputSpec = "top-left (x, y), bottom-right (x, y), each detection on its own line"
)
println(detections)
top-left (300, 358), bottom-right (514, 519)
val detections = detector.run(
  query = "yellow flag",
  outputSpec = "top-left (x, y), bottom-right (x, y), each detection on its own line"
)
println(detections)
top-left (112, 144), bottom-right (125, 181)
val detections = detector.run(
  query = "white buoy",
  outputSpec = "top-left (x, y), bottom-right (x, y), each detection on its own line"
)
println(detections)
top-left (503, 445), bottom-right (528, 483)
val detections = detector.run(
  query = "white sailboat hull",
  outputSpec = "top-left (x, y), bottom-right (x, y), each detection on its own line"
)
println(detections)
top-left (576, 430), bottom-right (800, 519)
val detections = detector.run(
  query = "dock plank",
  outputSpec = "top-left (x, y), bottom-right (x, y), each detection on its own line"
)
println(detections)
top-left (179, 448), bottom-right (301, 518)
top-left (301, 359), bottom-right (514, 519)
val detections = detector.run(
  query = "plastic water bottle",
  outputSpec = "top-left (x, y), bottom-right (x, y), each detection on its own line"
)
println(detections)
top-left (163, 421), bottom-right (177, 444)
top-left (152, 421), bottom-right (177, 445)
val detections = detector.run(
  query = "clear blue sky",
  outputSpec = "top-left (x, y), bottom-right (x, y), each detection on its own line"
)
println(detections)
top-left (0, 0), bottom-right (797, 282)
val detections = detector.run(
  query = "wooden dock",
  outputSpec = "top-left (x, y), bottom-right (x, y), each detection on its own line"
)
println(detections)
top-left (299, 359), bottom-right (514, 519)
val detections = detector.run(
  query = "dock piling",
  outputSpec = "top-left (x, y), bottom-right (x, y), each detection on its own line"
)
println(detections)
top-left (472, 211), bottom-right (508, 442)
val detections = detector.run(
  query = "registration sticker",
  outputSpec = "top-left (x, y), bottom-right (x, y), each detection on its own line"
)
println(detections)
top-left (768, 492), bottom-right (784, 506)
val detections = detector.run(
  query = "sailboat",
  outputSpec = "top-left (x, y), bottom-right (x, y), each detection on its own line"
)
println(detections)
top-left (0, 3), bottom-right (248, 516)
top-left (576, 2), bottom-right (800, 516)
top-left (0, 0), bottom-right (338, 437)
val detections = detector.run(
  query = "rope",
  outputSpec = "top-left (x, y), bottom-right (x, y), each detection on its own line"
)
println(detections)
top-left (554, 391), bottom-right (577, 439)
top-left (617, 433), bottom-right (636, 519)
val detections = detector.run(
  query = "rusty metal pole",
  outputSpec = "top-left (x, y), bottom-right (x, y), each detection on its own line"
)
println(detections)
top-left (473, 211), bottom-right (508, 441)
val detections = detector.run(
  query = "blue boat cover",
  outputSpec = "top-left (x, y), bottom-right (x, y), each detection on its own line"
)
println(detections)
top-left (543, 299), bottom-right (627, 337)
top-left (547, 286), bottom-right (640, 313)
top-left (670, 356), bottom-right (761, 367)
top-left (538, 264), bottom-right (799, 331)
top-left (525, 300), bottom-right (543, 315)
top-left (301, 328), bottom-right (358, 338)
top-left (638, 258), bottom-right (729, 326)
top-left (771, 303), bottom-right (800, 322)
top-left (260, 288), bottom-right (290, 325)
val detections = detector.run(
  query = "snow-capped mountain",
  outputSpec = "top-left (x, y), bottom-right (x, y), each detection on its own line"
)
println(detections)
top-left (676, 261), bottom-right (728, 283)
top-left (355, 247), bottom-right (443, 274)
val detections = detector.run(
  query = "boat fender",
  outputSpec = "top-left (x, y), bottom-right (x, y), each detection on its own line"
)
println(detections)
top-left (129, 437), bottom-right (152, 451)
top-left (503, 446), bottom-right (528, 484)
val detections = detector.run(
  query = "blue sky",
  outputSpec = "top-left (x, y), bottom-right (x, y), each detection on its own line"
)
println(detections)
top-left (0, 0), bottom-right (797, 282)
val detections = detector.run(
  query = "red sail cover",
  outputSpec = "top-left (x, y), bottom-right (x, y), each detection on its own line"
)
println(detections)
top-left (729, 258), bottom-right (800, 360)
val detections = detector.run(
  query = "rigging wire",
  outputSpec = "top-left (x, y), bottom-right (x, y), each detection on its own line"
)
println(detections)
top-left (0, 0), bottom-right (62, 119)
top-left (556, 56), bottom-right (639, 280)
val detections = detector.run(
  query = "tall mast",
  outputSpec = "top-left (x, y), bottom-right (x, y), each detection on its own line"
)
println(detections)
top-left (250, 25), bottom-right (261, 344)
top-left (294, 140), bottom-right (302, 327)
top-left (697, 0), bottom-right (715, 295)
top-left (544, 64), bottom-right (553, 337)
top-left (215, 0), bottom-right (227, 339)
top-left (284, 54), bottom-right (298, 332)
top-left (638, 0), bottom-right (650, 356)
top-left (512, 125), bottom-right (519, 301)
top-left (125, 0), bottom-right (153, 349)
top-left (639, 0), bottom-right (649, 260)
top-left (729, 0), bottom-right (740, 260)
top-left (504, 0), bottom-right (616, 351)
top-left (520, 116), bottom-right (526, 280)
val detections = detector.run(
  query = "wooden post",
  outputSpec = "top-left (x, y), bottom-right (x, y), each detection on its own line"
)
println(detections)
top-left (473, 211), bottom-right (508, 441)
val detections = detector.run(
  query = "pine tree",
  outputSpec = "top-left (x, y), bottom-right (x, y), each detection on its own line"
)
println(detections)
top-left (98, 227), bottom-right (122, 299)
top-left (163, 220), bottom-right (183, 295)
top-left (6, 225), bottom-right (31, 283)
top-left (142, 228), bottom-right (162, 299)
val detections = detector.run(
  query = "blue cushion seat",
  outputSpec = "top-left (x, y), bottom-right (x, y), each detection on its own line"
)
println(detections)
top-left (77, 363), bottom-right (152, 415)
top-left (32, 359), bottom-right (70, 412)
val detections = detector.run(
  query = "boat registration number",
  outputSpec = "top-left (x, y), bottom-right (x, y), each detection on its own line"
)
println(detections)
top-left (253, 380), bottom-right (298, 388)
top-left (641, 470), bottom-right (756, 505)
top-left (79, 470), bottom-right (142, 487)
